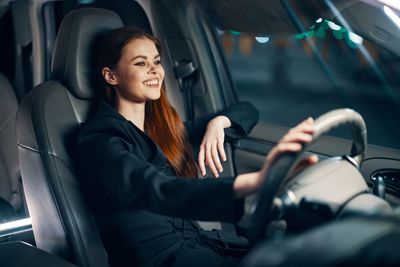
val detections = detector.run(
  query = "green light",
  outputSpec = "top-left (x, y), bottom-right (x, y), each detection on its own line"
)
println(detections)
top-left (305, 30), bottom-right (314, 37)
top-left (229, 31), bottom-right (241, 36)
top-left (333, 30), bottom-right (344, 39)
top-left (320, 21), bottom-right (329, 30)
top-left (294, 33), bottom-right (305, 39)
top-left (315, 27), bottom-right (326, 38)
top-left (294, 18), bottom-right (361, 49)
top-left (347, 39), bottom-right (358, 49)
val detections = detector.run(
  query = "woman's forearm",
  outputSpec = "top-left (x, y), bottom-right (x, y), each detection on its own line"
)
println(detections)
top-left (233, 171), bottom-right (261, 199)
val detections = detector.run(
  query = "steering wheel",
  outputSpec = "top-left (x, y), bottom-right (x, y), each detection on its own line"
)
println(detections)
top-left (243, 109), bottom-right (368, 245)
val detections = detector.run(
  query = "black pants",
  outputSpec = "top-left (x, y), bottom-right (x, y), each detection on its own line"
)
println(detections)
top-left (166, 229), bottom-right (249, 267)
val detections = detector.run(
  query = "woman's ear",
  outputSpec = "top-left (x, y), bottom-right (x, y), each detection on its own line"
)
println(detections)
top-left (102, 67), bottom-right (118, 86)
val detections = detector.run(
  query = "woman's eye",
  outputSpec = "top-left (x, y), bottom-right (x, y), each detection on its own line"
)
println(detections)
top-left (134, 62), bottom-right (145, 66)
top-left (154, 60), bottom-right (161, 65)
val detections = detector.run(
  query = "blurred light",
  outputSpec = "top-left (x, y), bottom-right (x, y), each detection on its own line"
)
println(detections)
top-left (216, 29), bottom-right (225, 35)
top-left (305, 30), bottom-right (314, 37)
top-left (229, 31), bottom-right (241, 36)
top-left (0, 218), bottom-right (31, 231)
top-left (316, 27), bottom-right (326, 38)
top-left (384, 6), bottom-right (400, 29)
top-left (316, 18), bottom-right (323, 23)
top-left (378, 0), bottom-right (400, 10)
top-left (78, 0), bottom-right (95, 3)
top-left (255, 36), bottom-right (270, 43)
top-left (327, 21), bottom-right (341, 31)
top-left (333, 30), bottom-right (344, 39)
top-left (294, 33), bottom-right (305, 39)
top-left (348, 32), bottom-right (363, 44)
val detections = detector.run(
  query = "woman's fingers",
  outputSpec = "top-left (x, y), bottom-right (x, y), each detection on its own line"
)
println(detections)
top-left (205, 143), bottom-right (219, 177)
top-left (198, 146), bottom-right (206, 176)
top-left (279, 117), bottom-right (314, 144)
top-left (281, 132), bottom-right (313, 144)
top-left (197, 116), bottom-right (230, 178)
top-left (199, 141), bottom-right (220, 178)
top-left (265, 117), bottom-right (315, 165)
top-left (211, 137), bottom-right (227, 176)
top-left (284, 117), bottom-right (314, 136)
top-left (211, 142), bottom-right (223, 176)
top-left (266, 142), bottom-right (303, 163)
top-left (198, 135), bottom-right (226, 178)
top-left (290, 154), bottom-right (319, 176)
top-left (217, 139), bottom-right (227, 162)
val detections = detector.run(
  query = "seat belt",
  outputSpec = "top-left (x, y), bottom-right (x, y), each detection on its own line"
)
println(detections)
top-left (174, 61), bottom-right (197, 121)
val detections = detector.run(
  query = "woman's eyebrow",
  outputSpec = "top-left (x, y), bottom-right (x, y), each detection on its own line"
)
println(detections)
top-left (131, 54), bottom-right (160, 61)
top-left (131, 55), bottom-right (147, 61)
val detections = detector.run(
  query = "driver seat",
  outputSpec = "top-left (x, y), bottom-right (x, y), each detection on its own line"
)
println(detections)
top-left (16, 8), bottom-right (123, 267)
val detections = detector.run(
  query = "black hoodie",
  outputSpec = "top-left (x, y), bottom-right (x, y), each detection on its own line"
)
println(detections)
top-left (76, 100), bottom-right (258, 267)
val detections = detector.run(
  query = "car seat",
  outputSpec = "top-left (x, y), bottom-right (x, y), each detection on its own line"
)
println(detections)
top-left (0, 72), bottom-right (25, 223)
top-left (16, 7), bottom-right (123, 267)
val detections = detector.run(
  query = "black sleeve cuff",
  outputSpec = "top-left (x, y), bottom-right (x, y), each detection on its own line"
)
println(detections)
top-left (220, 101), bottom-right (259, 140)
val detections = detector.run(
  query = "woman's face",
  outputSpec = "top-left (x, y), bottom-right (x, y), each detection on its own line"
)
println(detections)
top-left (105, 37), bottom-right (165, 103)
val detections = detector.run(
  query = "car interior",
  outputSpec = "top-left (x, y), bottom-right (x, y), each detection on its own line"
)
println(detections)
top-left (0, 71), bottom-right (24, 224)
top-left (1, 0), bottom-right (400, 266)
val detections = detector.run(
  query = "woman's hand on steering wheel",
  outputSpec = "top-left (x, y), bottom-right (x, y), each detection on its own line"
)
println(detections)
top-left (262, 117), bottom-right (319, 178)
top-left (234, 117), bottom-right (318, 198)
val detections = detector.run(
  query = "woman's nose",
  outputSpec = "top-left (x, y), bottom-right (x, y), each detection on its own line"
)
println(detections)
top-left (148, 64), bottom-right (157, 74)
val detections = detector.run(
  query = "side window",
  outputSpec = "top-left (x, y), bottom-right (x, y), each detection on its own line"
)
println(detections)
top-left (217, 19), bottom-right (400, 150)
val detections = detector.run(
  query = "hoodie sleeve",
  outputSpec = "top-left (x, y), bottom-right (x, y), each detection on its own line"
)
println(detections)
top-left (76, 118), bottom-right (244, 222)
top-left (185, 101), bottom-right (259, 145)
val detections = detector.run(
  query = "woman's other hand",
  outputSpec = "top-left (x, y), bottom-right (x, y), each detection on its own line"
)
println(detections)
top-left (198, 116), bottom-right (231, 178)
top-left (234, 117), bottom-right (318, 198)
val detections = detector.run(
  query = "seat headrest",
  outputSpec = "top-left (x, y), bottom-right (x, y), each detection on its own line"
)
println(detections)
top-left (52, 8), bottom-right (123, 99)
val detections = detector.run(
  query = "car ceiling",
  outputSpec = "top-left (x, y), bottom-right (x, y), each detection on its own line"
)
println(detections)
top-left (203, 0), bottom-right (297, 35)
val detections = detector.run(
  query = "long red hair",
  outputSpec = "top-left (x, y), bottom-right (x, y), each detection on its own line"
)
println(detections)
top-left (98, 27), bottom-right (198, 177)
top-left (145, 89), bottom-right (197, 177)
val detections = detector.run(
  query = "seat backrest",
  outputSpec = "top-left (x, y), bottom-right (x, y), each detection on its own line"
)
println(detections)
top-left (0, 72), bottom-right (24, 222)
top-left (16, 8), bottom-right (123, 267)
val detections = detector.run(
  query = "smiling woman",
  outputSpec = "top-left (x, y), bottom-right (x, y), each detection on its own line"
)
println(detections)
top-left (96, 27), bottom-right (198, 177)
top-left (75, 25), bottom-right (318, 267)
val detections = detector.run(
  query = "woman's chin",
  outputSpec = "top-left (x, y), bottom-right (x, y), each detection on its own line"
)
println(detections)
top-left (148, 91), bottom-right (161, 100)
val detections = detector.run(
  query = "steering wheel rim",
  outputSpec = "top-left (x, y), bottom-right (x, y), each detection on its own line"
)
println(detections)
top-left (244, 108), bottom-right (367, 245)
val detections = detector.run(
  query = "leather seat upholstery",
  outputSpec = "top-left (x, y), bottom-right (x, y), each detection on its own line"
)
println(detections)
top-left (0, 72), bottom-right (23, 222)
top-left (16, 8), bottom-right (123, 267)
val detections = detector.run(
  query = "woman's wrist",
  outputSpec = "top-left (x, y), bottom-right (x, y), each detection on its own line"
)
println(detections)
top-left (209, 115), bottom-right (231, 129)
top-left (233, 171), bottom-right (261, 199)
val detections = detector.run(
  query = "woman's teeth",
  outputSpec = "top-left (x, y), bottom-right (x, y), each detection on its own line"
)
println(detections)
top-left (143, 79), bottom-right (159, 86)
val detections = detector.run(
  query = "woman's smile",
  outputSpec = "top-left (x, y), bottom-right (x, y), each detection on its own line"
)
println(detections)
top-left (143, 78), bottom-right (160, 88)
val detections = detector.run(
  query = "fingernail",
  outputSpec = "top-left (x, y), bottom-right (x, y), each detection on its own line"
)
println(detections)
top-left (220, 168), bottom-right (223, 172)
top-left (215, 174), bottom-right (219, 178)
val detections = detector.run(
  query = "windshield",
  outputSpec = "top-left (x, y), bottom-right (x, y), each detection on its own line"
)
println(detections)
top-left (216, 0), bottom-right (400, 149)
